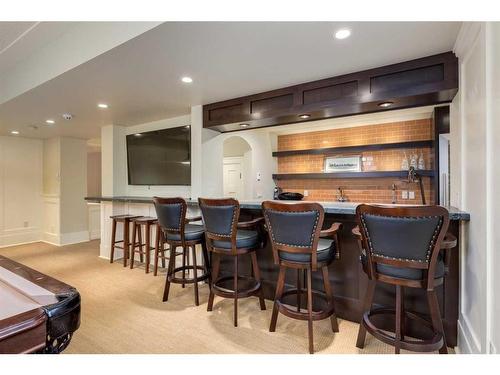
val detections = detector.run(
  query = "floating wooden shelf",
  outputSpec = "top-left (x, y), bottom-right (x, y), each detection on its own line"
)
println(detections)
top-left (272, 140), bottom-right (434, 157)
top-left (272, 170), bottom-right (435, 180)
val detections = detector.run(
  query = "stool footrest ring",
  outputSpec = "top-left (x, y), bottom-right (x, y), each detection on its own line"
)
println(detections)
top-left (277, 289), bottom-right (335, 321)
top-left (168, 265), bottom-right (209, 284)
top-left (363, 307), bottom-right (444, 353)
top-left (212, 275), bottom-right (261, 299)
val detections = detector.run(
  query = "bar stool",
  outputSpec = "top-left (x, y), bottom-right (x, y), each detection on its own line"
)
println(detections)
top-left (354, 204), bottom-right (451, 354)
top-left (130, 217), bottom-right (158, 273)
top-left (198, 197), bottom-right (266, 327)
top-left (262, 201), bottom-right (342, 354)
top-left (110, 214), bottom-right (142, 267)
top-left (153, 197), bottom-right (210, 306)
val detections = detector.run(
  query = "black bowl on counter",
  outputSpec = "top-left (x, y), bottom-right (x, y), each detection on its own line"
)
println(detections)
top-left (277, 192), bottom-right (304, 201)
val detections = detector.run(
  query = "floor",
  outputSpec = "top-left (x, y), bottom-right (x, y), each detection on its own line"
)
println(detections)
top-left (0, 240), bottom-right (451, 354)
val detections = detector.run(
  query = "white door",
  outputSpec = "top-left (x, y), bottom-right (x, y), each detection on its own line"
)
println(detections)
top-left (223, 158), bottom-right (243, 199)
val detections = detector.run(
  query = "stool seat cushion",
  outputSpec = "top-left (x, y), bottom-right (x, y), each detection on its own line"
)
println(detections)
top-left (360, 251), bottom-right (445, 280)
top-left (279, 238), bottom-right (336, 263)
top-left (212, 230), bottom-right (259, 250)
top-left (166, 224), bottom-right (204, 242)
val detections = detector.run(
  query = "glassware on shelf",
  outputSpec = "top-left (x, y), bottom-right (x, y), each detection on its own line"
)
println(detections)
top-left (409, 153), bottom-right (418, 169)
top-left (418, 151), bottom-right (425, 170)
top-left (401, 152), bottom-right (409, 170)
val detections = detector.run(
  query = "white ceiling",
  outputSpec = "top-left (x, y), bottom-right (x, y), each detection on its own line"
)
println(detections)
top-left (0, 22), bottom-right (461, 139)
top-left (0, 22), bottom-right (74, 74)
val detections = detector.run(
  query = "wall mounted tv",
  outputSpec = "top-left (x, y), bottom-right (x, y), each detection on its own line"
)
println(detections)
top-left (126, 125), bottom-right (191, 185)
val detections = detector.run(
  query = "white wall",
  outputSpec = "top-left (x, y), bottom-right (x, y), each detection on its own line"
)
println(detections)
top-left (489, 21), bottom-right (500, 354)
top-left (0, 136), bottom-right (43, 247)
top-left (452, 22), bottom-right (500, 354)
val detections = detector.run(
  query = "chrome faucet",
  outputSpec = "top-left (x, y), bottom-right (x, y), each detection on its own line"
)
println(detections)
top-left (337, 187), bottom-right (347, 202)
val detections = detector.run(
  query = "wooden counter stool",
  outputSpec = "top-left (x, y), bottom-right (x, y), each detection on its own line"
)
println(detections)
top-left (262, 201), bottom-right (342, 354)
top-left (354, 204), bottom-right (451, 354)
top-left (198, 198), bottom-right (266, 327)
top-left (130, 217), bottom-right (158, 273)
top-left (110, 214), bottom-right (142, 267)
top-left (153, 197), bottom-right (210, 306)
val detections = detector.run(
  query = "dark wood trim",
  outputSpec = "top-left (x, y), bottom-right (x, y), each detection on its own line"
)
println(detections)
top-left (272, 140), bottom-right (433, 157)
top-left (203, 52), bottom-right (458, 132)
top-left (272, 170), bottom-right (435, 180)
top-left (433, 106), bottom-right (450, 204)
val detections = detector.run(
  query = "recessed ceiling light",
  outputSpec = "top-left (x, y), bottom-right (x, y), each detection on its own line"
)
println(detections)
top-left (181, 76), bottom-right (193, 83)
top-left (134, 133), bottom-right (142, 137)
top-left (11, 130), bottom-right (19, 135)
top-left (45, 119), bottom-right (55, 124)
top-left (378, 101), bottom-right (394, 108)
top-left (98, 103), bottom-right (109, 109)
top-left (298, 114), bottom-right (311, 119)
top-left (240, 123), bottom-right (250, 128)
top-left (335, 29), bottom-right (351, 40)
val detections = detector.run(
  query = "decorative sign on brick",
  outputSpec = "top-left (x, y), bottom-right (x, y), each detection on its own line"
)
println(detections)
top-left (324, 156), bottom-right (361, 173)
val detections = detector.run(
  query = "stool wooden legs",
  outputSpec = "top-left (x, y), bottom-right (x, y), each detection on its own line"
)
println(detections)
top-left (130, 221), bottom-right (154, 273)
top-left (163, 245), bottom-right (177, 302)
top-left (233, 256), bottom-right (238, 327)
top-left (110, 219), bottom-right (117, 264)
top-left (270, 265), bottom-right (338, 354)
top-left (306, 268), bottom-right (314, 354)
top-left (192, 245), bottom-right (200, 306)
top-left (269, 265), bottom-right (286, 332)
top-left (207, 253), bottom-right (221, 312)
top-left (322, 266), bottom-right (339, 333)
top-left (250, 252), bottom-right (266, 311)
top-left (356, 279), bottom-right (376, 348)
top-left (427, 290), bottom-right (448, 354)
top-left (123, 221), bottom-right (130, 267)
top-left (395, 285), bottom-right (403, 354)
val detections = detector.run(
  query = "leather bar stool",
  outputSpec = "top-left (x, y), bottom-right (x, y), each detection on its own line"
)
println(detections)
top-left (198, 197), bottom-right (266, 327)
top-left (153, 197), bottom-right (210, 306)
top-left (130, 217), bottom-right (158, 273)
top-left (354, 204), bottom-right (452, 354)
top-left (110, 214), bottom-right (142, 267)
top-left (262, 201), bottom-right (342, 354)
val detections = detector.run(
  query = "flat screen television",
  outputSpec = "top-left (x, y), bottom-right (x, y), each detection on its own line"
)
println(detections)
top-left (126, 126), bottom-right (191, 185)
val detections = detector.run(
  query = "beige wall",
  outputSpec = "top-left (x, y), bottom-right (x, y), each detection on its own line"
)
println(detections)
top-left (0, 136), bottom-right (43, 247)
top-left (87, 152), bottom-right (101, 197)
top-left (43, 138), bottom-right (61, 196)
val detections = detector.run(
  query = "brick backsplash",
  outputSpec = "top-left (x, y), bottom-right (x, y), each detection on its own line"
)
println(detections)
top-left (276, 118), bottom-right (435, 204)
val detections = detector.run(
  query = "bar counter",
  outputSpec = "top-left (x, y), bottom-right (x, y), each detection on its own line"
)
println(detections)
top-left (86, 195), bottom-right (469, 347)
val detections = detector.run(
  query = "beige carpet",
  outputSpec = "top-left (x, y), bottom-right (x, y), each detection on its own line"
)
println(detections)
top-left (0, 241), bottom-right (452, 354)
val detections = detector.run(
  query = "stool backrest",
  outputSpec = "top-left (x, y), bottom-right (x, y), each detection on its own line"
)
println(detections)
top-left (355, 204), bottom-right (449, 286)
top-left (198, 198), bottom-right (239, 249)
top-left (153, 197), bottom-right (187, 242)
top-left (262, 201), bottom-right (324, 267)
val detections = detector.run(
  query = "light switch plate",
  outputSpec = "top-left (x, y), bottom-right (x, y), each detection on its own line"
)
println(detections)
top-left (402, 190), bottom-right (408, 199)
top-left (304, 190), bottom-right (309, 197)
top-left (409, 191), bottom-right (415, 199)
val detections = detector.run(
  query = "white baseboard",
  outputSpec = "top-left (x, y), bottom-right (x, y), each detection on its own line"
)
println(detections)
top-left (458, 316), bottom-right (481, 354)
top-left (60, 230), bottom-right (89, 246)
top-left (0, 229), bottom-right (41, 248)
top-left (41, 230), bottom-right (90, 246)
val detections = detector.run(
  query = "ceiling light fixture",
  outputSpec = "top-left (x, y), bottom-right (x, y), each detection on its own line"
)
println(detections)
top-left (45, 119), bottom-right (55, 124)
top-left (378, 101), bottom-right (394, 108)
top-left (335, 29), bottom-right (351, 40)
top-left (181, 76), bottom-right (193, 83)
top-left (240, 123), bottom-right (250, 128)
top-left (11, 130), bottom-right (19, 135)
top-left (134, 133), bottom-right (142, 137)
top-left (298, 114), bottom-right (311, 119)
top-left (98, 103), bottom-right (109, 109)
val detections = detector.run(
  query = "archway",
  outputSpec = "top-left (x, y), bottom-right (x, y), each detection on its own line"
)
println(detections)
top-left (222, 136), bottom-right (252, 200)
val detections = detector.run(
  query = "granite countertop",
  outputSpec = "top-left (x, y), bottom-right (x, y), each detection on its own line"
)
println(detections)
top-left (85, 196), bottom-right (470, 221)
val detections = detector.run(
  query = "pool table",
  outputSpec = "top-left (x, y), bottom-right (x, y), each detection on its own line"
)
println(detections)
top-left (0, 255), bottom-right (80, 354)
